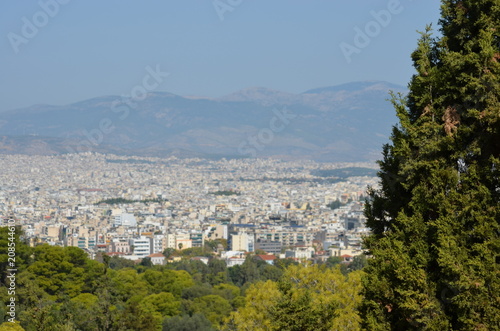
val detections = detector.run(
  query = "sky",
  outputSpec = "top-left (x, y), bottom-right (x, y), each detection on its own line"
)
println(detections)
top-left (0, 0), bottom-right (441, 112)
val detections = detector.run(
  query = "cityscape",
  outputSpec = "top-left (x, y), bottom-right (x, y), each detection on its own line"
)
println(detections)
top-left (1, 1), bottom-right (498, 330)
top-left (1, 153), bottom-right (376, 265)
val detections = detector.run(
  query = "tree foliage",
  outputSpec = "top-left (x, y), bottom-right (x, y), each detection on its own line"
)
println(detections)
top-left (225, 264), bottom-right (363, 331)
top-left (0, 230), bottom-right (366, 330)
top-left (162, 313), bottom-right (214, 331)
top-left (362, 1), bottom-right (500, 329)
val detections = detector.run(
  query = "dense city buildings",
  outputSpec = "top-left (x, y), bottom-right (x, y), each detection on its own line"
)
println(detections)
top-left (0, 153), bottom-right (378, 263)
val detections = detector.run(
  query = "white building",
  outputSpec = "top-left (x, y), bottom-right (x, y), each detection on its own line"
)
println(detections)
top-left (130, 236), bottom-right (152, 257)
top-left (152, 234), bottom-right (165, 253)
top-left (114, 213), bottom-right (137, 227)
top-left (148, 253), bottom-right (166, 265)
top-left (285, 246), bottom-right (315, 259)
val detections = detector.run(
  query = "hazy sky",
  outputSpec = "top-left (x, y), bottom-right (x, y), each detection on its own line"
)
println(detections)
top-left (1, 0), bottom-right (441, 111)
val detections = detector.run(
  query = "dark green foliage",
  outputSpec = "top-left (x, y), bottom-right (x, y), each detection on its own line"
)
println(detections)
top-left (177, 247), bottom-right (212, 258)
top-left (227, 255), bottom-right (284, 287)
top-left (0, 226), bottom-right (32, 282)
top-left (274, 257), bottom-right (299, 270)
top-left (210, 190), bottom-right (240, 196)
top-left (162, 313), bottom-right (215, 331)
top-left (95, 197), bottom-right (163, 205)
top-left (325, 256), bottom-right (343, 268)
top-left (348, 254), bottom-right (367, 272)
top-left (140, 257), bottom-right (153, 267)
top-left (327, 199), bottom-right (344, 210)
top-left (207, 258), bottom-right (229, 285)
top-left (270, 281), bottom-right (320, 331)
top-left (362, 1), bottom-right (500, 329)
top-left (108, 255), bottom-right (136, 269)
top-left (0, 237), bottom-right (362, 330)
top-left (0, 242), bottom-right (276, 330)
top-left (312, 167), bottom-right (377, 178)
top-left (163, 247), bottom-right (176, 258)
top-left (181, 284), bottom-right (213, 300)
top-left (171, 259), bottom-right (210, 283)
top-left (24, 244), bottom-right (105, 298)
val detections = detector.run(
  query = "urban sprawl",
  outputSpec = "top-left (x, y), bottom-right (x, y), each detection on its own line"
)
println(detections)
top-left (0, 153), bottom-right (378, 266)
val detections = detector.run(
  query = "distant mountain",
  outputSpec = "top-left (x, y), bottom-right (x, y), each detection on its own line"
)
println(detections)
top-left (0, 81), bottom-right (406, 162)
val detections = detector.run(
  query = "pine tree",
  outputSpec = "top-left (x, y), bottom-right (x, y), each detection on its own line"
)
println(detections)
top-left (362, 1), bottom-right (500, 330)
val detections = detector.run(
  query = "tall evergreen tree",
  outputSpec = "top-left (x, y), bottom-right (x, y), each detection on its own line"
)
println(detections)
top-left (362, 1), bottom-right (500, 330)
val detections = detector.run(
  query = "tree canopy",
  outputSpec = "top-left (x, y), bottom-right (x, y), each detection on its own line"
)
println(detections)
top-left (362, 1), bottom-right (500, 329)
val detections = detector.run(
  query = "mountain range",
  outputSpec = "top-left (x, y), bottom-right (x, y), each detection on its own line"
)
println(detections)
top-left (0, 81), bottom-right (406, 162)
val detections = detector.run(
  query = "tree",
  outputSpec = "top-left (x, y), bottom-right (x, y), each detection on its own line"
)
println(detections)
top-left (65, 293), bottom-right (100, 330)
top-left (189, 295), bottom-right (232, 328)
top-left (0, 226), bottom-right (32, 282)
top-left (162, 313), bottom-right (214, 331)
top-left (108, 255), bottom-right (135, 270)
top-left (109, 268), bottom-right (149, 302)
top-left (140, 269), bottom-right (194, 297)
top-left (140, 257), bottom-right (153, 267)
top-left (0, 322), bottom-right (25, 331)
top-left (325, 256), bottom-right (342, 268)
top-left (138, 292), bottom-right (181, 329)
top-left (327, 199), bottom-right (343, 210)
top-left (347, 254), bottom-right (367, 272)
top-left (225, 264), bottom-right (363, 331)
top-left (362, 1), bottom-right (500, 329)
top-left (162, 247), bottom-right (176, 258)
top-left (207, 258), bottom-right (228, 285)
top-left (24, 245), bottom-right (102, 300)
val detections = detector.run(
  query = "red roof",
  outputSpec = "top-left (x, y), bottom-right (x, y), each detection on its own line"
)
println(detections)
top-left (341, 254), bottom-right (353, 258)
top-left (256, 254), bottom-right (277, 261)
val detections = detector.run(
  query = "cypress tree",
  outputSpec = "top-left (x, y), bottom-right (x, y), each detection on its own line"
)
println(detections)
top-left (362, 1), bottom-right (500, 330)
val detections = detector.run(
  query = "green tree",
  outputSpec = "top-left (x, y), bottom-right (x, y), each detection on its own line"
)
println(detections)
top-left (0, 322), bottom-right (26, 330)
top-left (109, 268), bottom-right (149, 302)
top-left (362, 1), bottom-right (500, 329)
top-left (65, 293), bottom-right (100, 330)
top-left (181, 284), bottom-right (213, 301)
top-left (140, 269), bottom-right (194, 297)
top-left (325, 256), bottom-right (342, 268)
top-left (107, 255), bottom-right (136, 270)
top-left (0, 226), bottom-right (32, 282)
top-left (162, 313), bottom-right (214, 331)
top-left (114, 295), bottom-right (157, 331)
top-left (207, 258), bottom-right (228, 285)
top-left (173, 260), bottom-right (209, 283)
top-left (347, 254), bottom-right (367, 272)
top-left (138, 292), bottom-right (181, 329)
top-left (225, 264), bottom-right (363, 331)
top-left (25, 245), bottom-right (102, 300)
top-left (162, 247), bottom-right (176, 258)
top-left (140, 257), bottom-right (153, 267)
top-left (189, 295), bottom-right (232, 328)
top-left (327, 199), bottom-right (343, 210)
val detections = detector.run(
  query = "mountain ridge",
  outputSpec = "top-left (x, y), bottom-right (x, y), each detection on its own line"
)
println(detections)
top-left (0, 81), bottom-right (406, 162)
